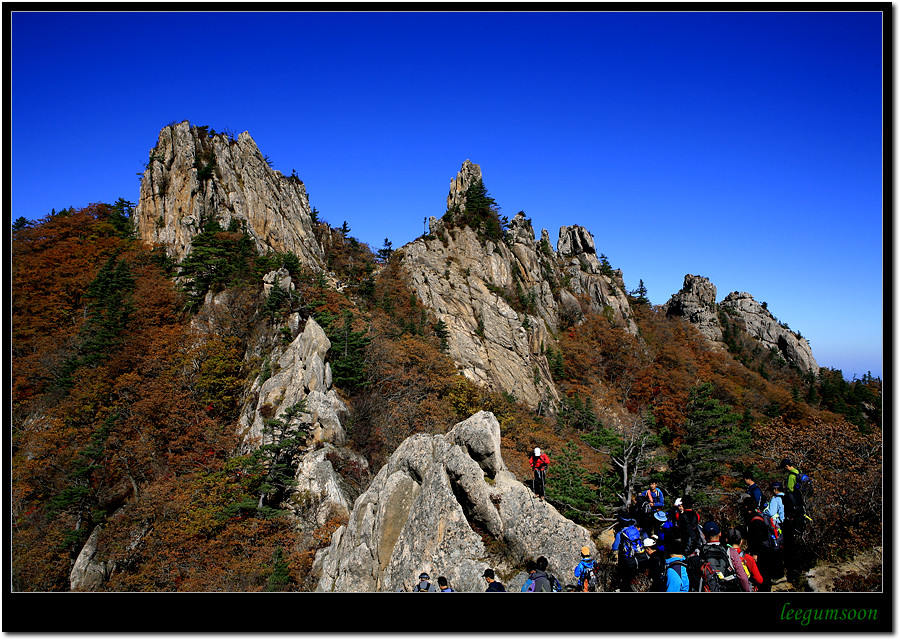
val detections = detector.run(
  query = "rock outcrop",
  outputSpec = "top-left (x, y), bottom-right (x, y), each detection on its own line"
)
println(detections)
top-left (133, 121), bottom-right (324, 268)
top-left (665, 274), bottom-right (725, 344)
top-left (313, 411), bottom-right (597, 592)
top-left (400, 161), bottom-right (637, 412)
top-left (665, 275), bottom-right (819, 373)
top-left (239, 316), bottom-right (349, 448)
top-left (720, 291), bottom-right (819, 373)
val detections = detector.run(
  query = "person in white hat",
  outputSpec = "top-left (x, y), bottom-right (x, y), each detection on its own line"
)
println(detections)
top-left (529, 447), bottom-right (549, 500)
top-left (642, 536), bottom-right (666, 592)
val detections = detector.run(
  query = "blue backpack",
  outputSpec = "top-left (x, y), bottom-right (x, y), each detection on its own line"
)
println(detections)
top-left (620, 524), bottom-right (644, 559)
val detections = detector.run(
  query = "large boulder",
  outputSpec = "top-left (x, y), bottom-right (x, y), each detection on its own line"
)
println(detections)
top-left (313, 411), bottom-right (597, 592)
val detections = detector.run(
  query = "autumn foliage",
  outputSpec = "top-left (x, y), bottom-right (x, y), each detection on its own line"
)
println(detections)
top-left (11, 204), bottom-right (882, 592)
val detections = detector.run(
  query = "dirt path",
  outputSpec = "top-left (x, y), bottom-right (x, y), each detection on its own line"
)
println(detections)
top-left (804, 547), bottom-right (883, 592)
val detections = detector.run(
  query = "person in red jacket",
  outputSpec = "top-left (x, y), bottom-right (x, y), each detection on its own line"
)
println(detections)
top-left (529, 447), bottom-right (549, 500)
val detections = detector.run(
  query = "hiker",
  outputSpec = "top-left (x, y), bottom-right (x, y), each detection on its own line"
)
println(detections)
top-left (527, 556), bottom-right (555, 592)
top-left (764, 481), bottom-right (786, 525)
top-left (725, 528), bottom-right (762, 592)
top-left (780, 459), bottom-right (807, 583)
top-left (482, 568), bottom-right (506, 592)
top-left (574, 546), bottom-right (598, 592)
top-left (743, 471), bottom-right (764, 509)
top-left (742, 496), bottom-right (783, 591)
top-left (781, 458), bottom-right (802, 493)
top-left (655, 510), bottom-right (675, 553)
top-left (611, 515), bottom-right (645, 591)
top-left (664, 537), bottom-right (690, 592)
top-left (643, 536), bottom-right (666, 592)
top-left (529, 447), bottom-right (549, 500)
top-left (677, 495), bottom-right (703, 555)
top-left (414, 572), bottom-right (437, 592)
top-left (437, 576), bottom-right (454, 592)
top-left (521, 560), bottom-right (537, 592)
top-left (644, 481), bottom-right (664, 511)
top-left (698, 521), bottom-right (740, 591)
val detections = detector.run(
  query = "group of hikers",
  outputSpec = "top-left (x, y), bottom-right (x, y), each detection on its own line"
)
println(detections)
top-left (406, 453), bottom-right (810, 592)
top-left (608, 458), bottom-right (811, 592)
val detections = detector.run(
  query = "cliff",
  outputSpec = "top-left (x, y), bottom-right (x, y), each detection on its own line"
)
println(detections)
top-left (133, 121), bottom-right (324, 268)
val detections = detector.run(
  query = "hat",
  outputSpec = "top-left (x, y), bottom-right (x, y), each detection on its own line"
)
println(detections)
top-left (654, 510), bottom-right (669, 522)
top-left (534, 447), bottom-right (541, 456)
top-left (642, 537), bottom-right (657, 548)
top-left (419, 572), bottom-right (430, 580)
top-left (770, 481), bottom-right (783, 490)
top-left (581, 546), bottom-right (591, 556)
top-left (674, 498), bottom-right (683, 507)
top-left (702, 521), bottom-right (720, 536)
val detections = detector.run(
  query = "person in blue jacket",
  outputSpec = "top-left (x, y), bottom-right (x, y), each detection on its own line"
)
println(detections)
top-left (765, 481), bottom-right (786, 525)
top-left (573, 546), bottom-right (596, 591)
top-left (643, 481), bottom-right (664, 510)
top-left (664, 537), bottom-right (690, 592)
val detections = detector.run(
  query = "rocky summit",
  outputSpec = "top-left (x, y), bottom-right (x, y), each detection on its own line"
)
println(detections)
top-left (134, 121), bottom-right (324, 268)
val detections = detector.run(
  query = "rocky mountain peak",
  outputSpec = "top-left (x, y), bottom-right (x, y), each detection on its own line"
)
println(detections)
top-left (665, 274), bottom-right (724, 343)
top-left (133, 121), bottom-right (324, 268)
top-left (665, 275), bottom-right (819, 373)
top-left (446, 159), bottom-right (483, 213)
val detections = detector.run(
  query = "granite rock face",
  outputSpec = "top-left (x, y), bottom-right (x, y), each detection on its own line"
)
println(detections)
top-left (133, 121), bottom-right (324, 269)
top-left (665, 274), bottom-right (725, 344)
top-left (665, 275), bottom-right (819, 373)
top-left (313, 411), bottom-right (598, 592)
top-left (400, 161), bottom-right (637, 412)
top-left (238, 316), bottom-right (349, 449)
top-left (720, 291), bottom-right (819, 373)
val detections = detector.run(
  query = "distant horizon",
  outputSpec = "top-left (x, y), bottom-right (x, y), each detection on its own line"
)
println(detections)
top-left (10, 9), bottom-right (884, 380)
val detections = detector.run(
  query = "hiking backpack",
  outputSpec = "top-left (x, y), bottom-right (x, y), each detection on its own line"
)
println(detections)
top-left (699, 543), bottom-right (740, 592)
top-left (527, 573), bottom-right (563, 592)
top-left (579, 563), bottom-right (599, 592)
top-left (680, 512), bottom-right (706, 555)
top-left (752, 512), bottom-right (784, 551)
top-left (549, 573), bottom-right (564, 592)
top-left (620, 524), bottom-right (644, 560)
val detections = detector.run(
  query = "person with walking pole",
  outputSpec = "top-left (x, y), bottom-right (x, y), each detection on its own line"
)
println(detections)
top-left (530, 447), bottom-right (549, 501)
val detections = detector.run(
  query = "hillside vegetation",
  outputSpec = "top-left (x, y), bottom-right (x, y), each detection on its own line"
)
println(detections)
top-left (11, 195), bottom-right (882, 591)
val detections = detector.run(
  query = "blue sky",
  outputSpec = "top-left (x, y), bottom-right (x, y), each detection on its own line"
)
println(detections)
top-left (10, 9), bottom-right (885, 379)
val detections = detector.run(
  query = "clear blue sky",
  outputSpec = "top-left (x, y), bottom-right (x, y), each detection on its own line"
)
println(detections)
top-left (10, 9), bottom-right (885, 380)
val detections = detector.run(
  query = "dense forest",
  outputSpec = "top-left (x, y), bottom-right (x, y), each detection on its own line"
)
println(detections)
top-left (10, 196), bottom-right (882, 592)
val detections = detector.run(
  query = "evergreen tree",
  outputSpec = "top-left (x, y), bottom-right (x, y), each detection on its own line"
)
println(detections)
top-left (177, 217), bottom-right (254, 310)
top-left (630, 279), bottom-right (649, 305)
top-left (666, 382), bottom-right (749, 499)
top-left (462, 179), bottom-right (503, 240)
top-left (377, 238), bottom-right (394, 263)
top-left (434, 319), bottom-right (450, 353)
top-left (546, 441), bottom-right (597, 522)
top-left (108, 198), bottom-right (136, 238)
top-left (61, 255), bottom-right (136, 382)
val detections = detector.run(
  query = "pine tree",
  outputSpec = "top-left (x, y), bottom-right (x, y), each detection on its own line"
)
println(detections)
top-left (545, 441), bottom-right (597, 521)
top-left (666, 382), bottom-right (749, 499)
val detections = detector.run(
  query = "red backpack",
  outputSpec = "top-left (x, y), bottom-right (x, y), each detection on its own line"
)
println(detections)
top-left (752, 512), bottom-right (783, 551)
